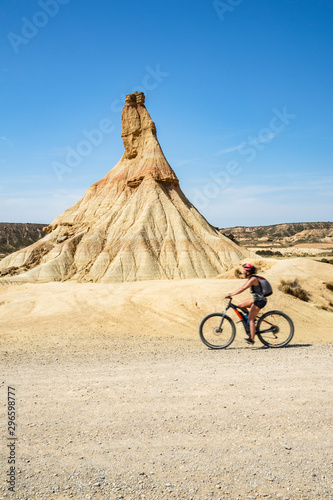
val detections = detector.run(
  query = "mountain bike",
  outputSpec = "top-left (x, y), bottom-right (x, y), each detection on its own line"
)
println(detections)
top-left (199, 298), bottom-right (294, 349)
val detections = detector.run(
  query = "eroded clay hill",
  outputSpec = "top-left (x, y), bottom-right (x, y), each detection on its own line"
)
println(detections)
top-left (0, 92), bottom-right (247, 283)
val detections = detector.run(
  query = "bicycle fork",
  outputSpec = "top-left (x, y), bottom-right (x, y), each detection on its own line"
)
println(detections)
top-left (218, 310), bottom-right (227, 331)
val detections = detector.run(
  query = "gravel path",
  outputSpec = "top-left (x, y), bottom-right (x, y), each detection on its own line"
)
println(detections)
top-left (1, 333), bottom-right (333, 499)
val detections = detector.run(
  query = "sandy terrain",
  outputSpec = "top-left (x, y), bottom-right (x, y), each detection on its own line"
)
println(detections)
top-left (1, 258), bottom-right (333, 499)
top-left (293, 243), bottom-right (333, 249)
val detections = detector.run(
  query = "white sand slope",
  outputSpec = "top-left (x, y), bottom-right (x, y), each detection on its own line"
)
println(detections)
top-left (1, 258), bottom-right (332, 345)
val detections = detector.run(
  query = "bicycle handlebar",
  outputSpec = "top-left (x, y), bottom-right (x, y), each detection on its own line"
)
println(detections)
top-left (223, 297), bottom-right (233, 309)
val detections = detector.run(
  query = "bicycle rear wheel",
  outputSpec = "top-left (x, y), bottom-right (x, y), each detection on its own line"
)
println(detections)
top-left (199, 313), bottom-right (236, 349)
top-left (256, 310), bottom-right (294, 347)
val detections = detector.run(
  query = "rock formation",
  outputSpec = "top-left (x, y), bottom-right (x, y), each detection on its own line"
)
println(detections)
top-left (0, 92), bottom-right (248, 283)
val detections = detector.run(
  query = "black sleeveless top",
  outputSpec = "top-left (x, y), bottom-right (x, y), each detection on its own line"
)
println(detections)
top-left (250, 277), bottom-right (265, 301)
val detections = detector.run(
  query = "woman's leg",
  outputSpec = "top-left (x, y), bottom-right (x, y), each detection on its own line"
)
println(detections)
top-left (248, 303), bottom-right (260, 341)
top-left (238, 298), bottom-right (253, 309)
top-left (238, 299), bottom-right (254, 339)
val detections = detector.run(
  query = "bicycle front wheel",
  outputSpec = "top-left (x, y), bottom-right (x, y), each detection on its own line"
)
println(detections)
top-left (256, 310), bottom-right (294, 347)
top-left (199, 313), bottom-right (236, 349)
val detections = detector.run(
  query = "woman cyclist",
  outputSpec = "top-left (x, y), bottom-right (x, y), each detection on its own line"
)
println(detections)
top-left (226, 263), bottom-right (267, 344)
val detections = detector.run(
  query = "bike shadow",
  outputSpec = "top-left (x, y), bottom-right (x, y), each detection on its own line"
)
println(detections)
top-left (254, 343), bottom-right (313, 350)
top-left (220, 343), bottom-right (313, 351)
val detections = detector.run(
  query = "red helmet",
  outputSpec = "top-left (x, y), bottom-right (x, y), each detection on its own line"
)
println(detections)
top-left (242, 263), bottom-right (256, 274)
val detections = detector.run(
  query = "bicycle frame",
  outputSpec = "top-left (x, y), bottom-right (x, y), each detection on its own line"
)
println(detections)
top-left (225, 299), bottom-right (278, 335)
top-left (223, 298), bottom-right (250, 334)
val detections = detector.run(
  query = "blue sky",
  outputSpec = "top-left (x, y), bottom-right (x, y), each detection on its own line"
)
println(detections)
top-left (1, 0), bottom-right (332, 227)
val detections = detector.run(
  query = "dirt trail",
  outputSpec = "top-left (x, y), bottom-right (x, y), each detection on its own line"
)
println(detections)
top-left (1, 332), bottom-right (333, 499)
top-left (1, 278), bottom-right (333, 499)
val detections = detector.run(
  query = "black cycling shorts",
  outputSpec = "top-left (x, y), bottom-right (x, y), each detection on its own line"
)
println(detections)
top-left (254, 298), bottom-right (267, 309)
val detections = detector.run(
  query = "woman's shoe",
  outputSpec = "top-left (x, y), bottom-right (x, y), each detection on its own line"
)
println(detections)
top-left (245, 338), bottom-right (255, 344)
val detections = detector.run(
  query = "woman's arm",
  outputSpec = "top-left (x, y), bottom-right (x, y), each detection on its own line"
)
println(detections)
top-left (226, 277), bottom-right (257, 298)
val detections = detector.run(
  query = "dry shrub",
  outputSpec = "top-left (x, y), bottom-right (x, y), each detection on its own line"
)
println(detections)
top-left (234, 268), bottom-right (242, 278)
top-left (326, 282), bottom-right (333, 292)
top-left (256, 249), bottom-right (283, 257)
top-left (320, 258), bottom-right (333, 265)
top-left (252, 259), bottom-right (276, 273)
top-left (318, 303), bottom-right (333, 312)
top-left (279, 279), bottom-right (310, 302)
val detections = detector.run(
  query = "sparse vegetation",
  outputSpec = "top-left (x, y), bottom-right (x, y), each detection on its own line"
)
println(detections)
top-left (318, 303), bottom-right (333, 312)
top-left (234, 268), bottom-right (242, 278)
top-left (256, 249), bottom-right (283, 257)
top-left (320, 258), bottom-right (333, 265)
top-left (279, 279), bottom-right (310, 302)
top-left (326, 282), bottom-right (333, 292)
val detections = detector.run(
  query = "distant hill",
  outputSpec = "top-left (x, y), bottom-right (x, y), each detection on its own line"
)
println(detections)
top-left (0, 223), bottom-right (45, 258)
top-left (220, 222), bottom-right (333, 247)
top-left (1, 221), bottom-right (333, 262)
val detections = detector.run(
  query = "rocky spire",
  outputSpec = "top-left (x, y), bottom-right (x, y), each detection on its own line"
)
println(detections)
top-left (0, 92), bottom-right (248, 283)
top-left (121, 91), bottom-right (179, 187)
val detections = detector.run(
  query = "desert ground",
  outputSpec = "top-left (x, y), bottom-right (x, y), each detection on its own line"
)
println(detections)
top-left (1, 257), bottom-right (333, 499)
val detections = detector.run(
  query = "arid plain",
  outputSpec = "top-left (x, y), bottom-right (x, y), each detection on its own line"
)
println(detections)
top-left (1, 93), bottom-right (333, 498)
top-left (1, 256), bottom-right (333, 499)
